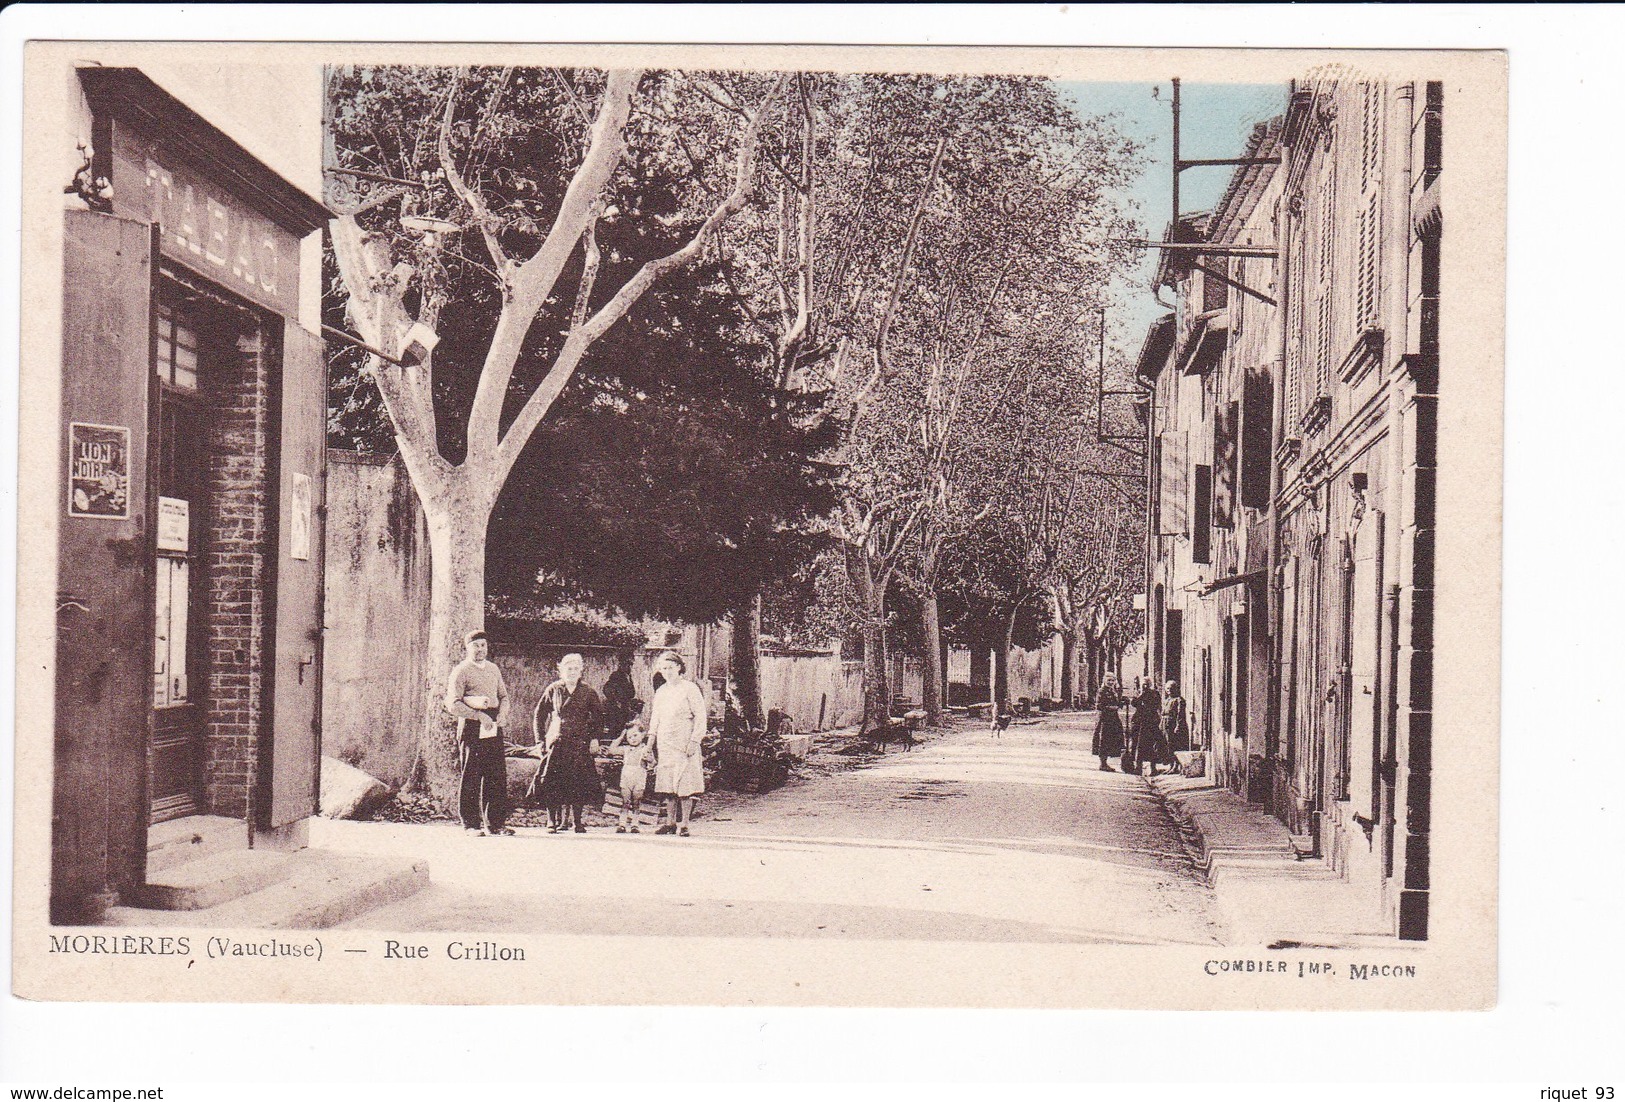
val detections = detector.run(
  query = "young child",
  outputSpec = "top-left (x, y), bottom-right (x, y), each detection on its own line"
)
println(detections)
top-left (610, 721), bottom-right (652, 834)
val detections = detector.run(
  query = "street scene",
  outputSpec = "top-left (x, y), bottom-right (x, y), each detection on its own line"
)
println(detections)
top-left (27, 42), bottom-right (1490, 1010)
top-left (331, 715), bottom-right (1224, 946)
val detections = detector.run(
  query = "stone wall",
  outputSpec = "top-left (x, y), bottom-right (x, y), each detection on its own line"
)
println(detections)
top-left (320, 451), bottom-right (432, 789)
top-left (760, 654), bottom-right (865, 733)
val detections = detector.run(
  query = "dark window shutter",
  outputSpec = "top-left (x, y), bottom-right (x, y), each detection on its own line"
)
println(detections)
top-left (1241, 369), bottom-right (1274, 509)
top-left (1193, 463), bottom-right (1213, 564)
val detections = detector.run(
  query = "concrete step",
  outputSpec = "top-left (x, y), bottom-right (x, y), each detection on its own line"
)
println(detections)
top-left (135, 848), bottom-right (293, 911)
top-left (105, 851), bottom-right (430, 929)
top-left (146, 815), bottom-right (248, 875)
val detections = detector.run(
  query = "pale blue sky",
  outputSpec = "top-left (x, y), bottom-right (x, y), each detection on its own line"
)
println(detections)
top-left (1060, 80), bottom-right (1287, 355)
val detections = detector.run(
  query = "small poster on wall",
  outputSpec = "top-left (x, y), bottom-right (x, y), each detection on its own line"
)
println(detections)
top-left (156, 496), bottom-right (189, 552)
top-left (67, 422), bottom-right (130, 519)
top-left (290, 471), bottom-right (311, 560)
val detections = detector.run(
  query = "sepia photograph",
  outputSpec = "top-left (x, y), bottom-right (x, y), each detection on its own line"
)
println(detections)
top-left (13, 35), bottom-right (1505, 1016)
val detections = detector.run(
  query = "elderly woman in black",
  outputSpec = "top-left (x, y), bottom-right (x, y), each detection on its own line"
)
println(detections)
top-left (1091, 675), bottom-right (1125, 771)
top-left (532, 652), bottom-right (606, 833)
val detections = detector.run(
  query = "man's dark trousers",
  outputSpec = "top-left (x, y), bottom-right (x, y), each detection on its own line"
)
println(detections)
top-left (459, 719), bottom-right (508, 830)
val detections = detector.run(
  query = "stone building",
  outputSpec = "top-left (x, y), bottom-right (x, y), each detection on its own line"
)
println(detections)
top-left (50, 65), bottom-right (329, 922)
top-left (1138, 117), bottom-right (1284, 777)
top-left (1137, 72), bottom-right (1443, 939)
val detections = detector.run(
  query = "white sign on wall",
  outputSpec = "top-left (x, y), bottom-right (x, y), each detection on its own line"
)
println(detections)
top-left (290, 473), bottom-right (312, 561)
top-left (156, 496), bottom-right (189, 552)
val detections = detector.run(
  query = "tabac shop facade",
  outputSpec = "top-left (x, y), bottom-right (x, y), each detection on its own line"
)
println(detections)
top-left (52, 67), bottom-right (329, 922)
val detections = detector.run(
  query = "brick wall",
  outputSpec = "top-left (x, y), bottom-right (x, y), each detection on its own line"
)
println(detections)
top-left (201, 325), bottom-right (272, 818)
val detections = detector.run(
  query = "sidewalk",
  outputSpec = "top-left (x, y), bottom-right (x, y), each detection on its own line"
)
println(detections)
top-left (1148, 772), bottom-right (1409, 949)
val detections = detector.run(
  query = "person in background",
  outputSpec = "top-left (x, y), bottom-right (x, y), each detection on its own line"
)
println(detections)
top-left (1161, 679), bottom-right (1192, 761)
top-left (443, 629), bottom-right (512, 837)
top-left (1092, 675), bottom-right (1125, 771)
top-left (649, 650), bottom-right (707, 837)
top-left (603, 649), bottom-right (639, 736)
top-left (532, 652), bottom-right (606, 834)
top-left (1127, 676), bottom-right (1164, 778)
top-left (1132, 678), bottom-right (1177, 777)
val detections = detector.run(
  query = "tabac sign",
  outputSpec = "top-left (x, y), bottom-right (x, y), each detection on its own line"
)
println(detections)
top-left (81, 67), bottom-right (329, 320)
top-left (124, 136), bottom-right (300, 316)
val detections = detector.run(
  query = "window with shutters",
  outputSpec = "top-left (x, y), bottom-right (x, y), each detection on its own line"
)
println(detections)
top-left (1286, 197), bottom-right (1306, 429)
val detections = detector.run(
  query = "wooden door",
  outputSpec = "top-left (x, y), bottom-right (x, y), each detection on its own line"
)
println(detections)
top-left (55, 211), bottom-right (156, 914)
top-left (148, 296), bottom-right (211, 822)
top-left (263, 320), bottom-right (327, 830)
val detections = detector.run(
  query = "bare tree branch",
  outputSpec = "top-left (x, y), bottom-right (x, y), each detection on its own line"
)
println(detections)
top-left (464, 68), bottom-right (643, 456)
top-left (437, 67), bottom-right (513, 286)
top-left (495, 74), bottom-right (789, 477)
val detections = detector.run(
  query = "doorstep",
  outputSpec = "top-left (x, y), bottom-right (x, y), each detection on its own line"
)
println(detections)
top-left (104, 849), bottom-right (430, 930)
top-left (1149, 774), bottom-right (1397, 947)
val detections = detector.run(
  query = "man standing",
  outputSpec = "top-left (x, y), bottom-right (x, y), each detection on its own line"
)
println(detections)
top-left (444, 629), bottom-right (513, 836)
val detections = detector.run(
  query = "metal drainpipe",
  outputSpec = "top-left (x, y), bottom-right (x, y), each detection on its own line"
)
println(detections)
top-left (1141, 365), bottom-right (1157, 685)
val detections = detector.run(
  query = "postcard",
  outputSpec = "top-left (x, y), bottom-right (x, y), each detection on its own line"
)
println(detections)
top-left (13, 39), bottom-right (1504, 1009)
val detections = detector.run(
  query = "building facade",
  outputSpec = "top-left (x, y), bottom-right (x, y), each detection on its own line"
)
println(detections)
top-left (52, 67), bottom-right (329, 922)
top-left (1138, 72), bottom-right (1443, 940)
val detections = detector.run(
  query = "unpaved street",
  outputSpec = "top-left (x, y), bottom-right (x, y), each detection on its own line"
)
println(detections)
top-left (327, 712), bottom-right (1224, 945)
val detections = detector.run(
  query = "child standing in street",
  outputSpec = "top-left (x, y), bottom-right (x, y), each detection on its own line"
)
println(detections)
top-left (611, 721), bottom-right (652, 833)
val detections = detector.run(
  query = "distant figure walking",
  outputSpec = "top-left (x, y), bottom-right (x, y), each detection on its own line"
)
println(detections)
top-left (444, 629), bottom-right (513, 837)
top-left (1092, 676), bottom-right (1125, 771)
top-left (649, 650), bottom-right (707, 837)
top-left (532, 652), bottom-right (605, 834)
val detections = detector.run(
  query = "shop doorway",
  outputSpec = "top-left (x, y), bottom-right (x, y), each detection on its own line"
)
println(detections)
top-left (147, 283), bottom-right (264, 824)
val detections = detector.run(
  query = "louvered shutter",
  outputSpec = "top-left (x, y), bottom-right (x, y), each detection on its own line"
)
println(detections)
top-left (1356, 82), bottom-right (1383, 328)
top-left (1162, 430), bottom-right (1188, 535)
top-left (1286, 218), bottom-right (1306, 427)
top-left (1315, 166), bottom-right (1336, 396)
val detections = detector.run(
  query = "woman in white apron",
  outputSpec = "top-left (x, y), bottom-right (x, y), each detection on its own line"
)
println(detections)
top-left (648, 649), bottom-right (707, 836)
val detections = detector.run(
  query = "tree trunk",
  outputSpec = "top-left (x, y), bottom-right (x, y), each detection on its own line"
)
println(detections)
top-left (421, 493), bottom-right (495, 811)
top-left (846, 544), bottom-right (891, 736)
top-left (919, 590), bottom-right (944, 726)
top-left (996, 611), bottom-right (1015, 713)
top-left (731, 594), bottom-right (766, 730)
top-left (1059, 629), bottom-right (1078, 709)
